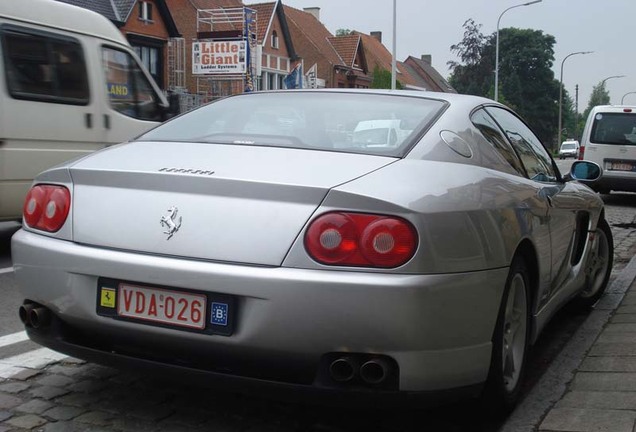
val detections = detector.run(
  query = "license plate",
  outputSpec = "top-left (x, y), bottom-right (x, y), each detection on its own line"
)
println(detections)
top-left (609, 162), bottom-right (634, 171)
top-left (117, 283), bottom-right (206, 330)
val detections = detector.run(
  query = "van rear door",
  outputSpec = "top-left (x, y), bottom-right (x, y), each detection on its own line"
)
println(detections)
top-left (586, 110), bottom-right (636, 172)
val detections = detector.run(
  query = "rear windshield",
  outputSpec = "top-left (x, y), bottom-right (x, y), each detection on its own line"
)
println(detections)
top-left (590, 112), bottom-right (636, 145)
top-left (561, 143), bottom-right (577, 150)
top-left (139, 92), bottom-right (446, 157)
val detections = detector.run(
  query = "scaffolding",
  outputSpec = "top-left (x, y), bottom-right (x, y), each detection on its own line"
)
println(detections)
top-left (167, 37), bottom-right (185, 91)
top-left (194, 7), bottom-right (258, 100)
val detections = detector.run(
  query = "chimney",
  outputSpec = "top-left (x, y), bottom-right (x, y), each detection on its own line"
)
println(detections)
top-left (303, 7), bottom-right (320, 21)
top-left (421, 54), bottom-right (432, 65)
top-left (370, 31), bottom-right (382, 43)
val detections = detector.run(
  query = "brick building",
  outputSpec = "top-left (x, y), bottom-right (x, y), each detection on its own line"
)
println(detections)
top-left (56, 0), bottom-right (180, 90)
top-left (248, 1), bottom-right (298, 90)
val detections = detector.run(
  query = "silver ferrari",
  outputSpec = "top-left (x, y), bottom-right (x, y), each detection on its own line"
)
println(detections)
top-left (11, 90), bottom-right (613, 411)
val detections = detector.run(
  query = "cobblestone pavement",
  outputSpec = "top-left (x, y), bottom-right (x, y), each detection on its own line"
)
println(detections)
top-left (603, 193), bottom-right (636, 276)
top-left (0, 194), bottom-right (634, 432)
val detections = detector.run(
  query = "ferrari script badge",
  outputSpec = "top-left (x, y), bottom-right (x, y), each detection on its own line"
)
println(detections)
top-left (160, 206), bottom-right (182, 240)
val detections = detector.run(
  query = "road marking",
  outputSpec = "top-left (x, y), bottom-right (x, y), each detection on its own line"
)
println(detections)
top-left (0, 347), bottom-right (67, 379)
top-left (0, 267), bottom-right (13, 274)
top-left (0, 331), bottom-right (28, 348)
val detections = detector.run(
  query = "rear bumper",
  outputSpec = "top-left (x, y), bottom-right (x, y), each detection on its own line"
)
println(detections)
top-left (590, 172), bottom-right (636, 192)
top-left (12, 229), bottom-right (508, 396)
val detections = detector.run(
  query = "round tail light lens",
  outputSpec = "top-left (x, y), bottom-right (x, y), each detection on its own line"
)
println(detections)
top-left (23, 185), bottom-right (71, 232)
top-left (304, 212), bottom-right (418, 268)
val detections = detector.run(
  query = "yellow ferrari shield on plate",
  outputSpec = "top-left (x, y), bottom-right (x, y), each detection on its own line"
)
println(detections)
top-left (100, 287), bottom-right (116, 308)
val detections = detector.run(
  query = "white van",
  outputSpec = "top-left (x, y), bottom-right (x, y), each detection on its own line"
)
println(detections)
top-left (0, 0), bottom-right (173, 221)
top-left (352, 119), bottom-right (411, 149)
top-left (579, 105), bottom-right (636, 194)
top-left (558, 139), bottom-right (579, 159)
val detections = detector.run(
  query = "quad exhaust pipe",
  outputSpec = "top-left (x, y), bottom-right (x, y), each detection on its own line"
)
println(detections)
top-left (19, 303), bottom-right (51, 329)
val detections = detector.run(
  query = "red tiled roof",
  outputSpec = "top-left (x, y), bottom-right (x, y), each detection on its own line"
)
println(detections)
top-left (353, 31), bottom-right (418, 87)
top-left (247, 2), bottom-right (275, 43)
top-left (190, 0), bottom-right (244, 8)
top-left (283, 4), bottom-right (344, 67)
top-left (327, 35), bottom-right (360, 68)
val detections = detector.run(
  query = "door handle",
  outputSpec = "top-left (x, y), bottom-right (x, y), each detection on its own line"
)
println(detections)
top-left (85, 113), bottom-right (92, 129)
top-left (104, 114), bottom-right (110, 130)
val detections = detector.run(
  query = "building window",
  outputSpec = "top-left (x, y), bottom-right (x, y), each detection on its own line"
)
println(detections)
top-left (271, 31), bottom-right (279, 49)
top-left (268, 72), bottom-right (276, 90)
top-left (138, 1), bottom-right (153, 22)
top-left (129, 35), bottom-right (164, 89)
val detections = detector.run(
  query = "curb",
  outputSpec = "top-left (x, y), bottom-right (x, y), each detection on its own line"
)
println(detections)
top-left (499, 255), bottom-right (636, 432)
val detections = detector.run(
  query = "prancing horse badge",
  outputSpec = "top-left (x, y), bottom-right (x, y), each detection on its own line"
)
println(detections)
top-left (160, 206), bottom-right (182, 240)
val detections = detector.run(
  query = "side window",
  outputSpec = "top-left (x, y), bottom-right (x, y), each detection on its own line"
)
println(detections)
top-left (471, 109), bottom-right (525, 176)
top-left (1, 27), bottom-right (89, 105)
top-left (486, 107), bottom-right (557, 183)
top-left (102, 47), bottom-right (161, 121)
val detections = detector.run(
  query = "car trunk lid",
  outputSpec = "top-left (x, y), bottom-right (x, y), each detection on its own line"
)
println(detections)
top-left (69, 141), bottom-right (395, 265)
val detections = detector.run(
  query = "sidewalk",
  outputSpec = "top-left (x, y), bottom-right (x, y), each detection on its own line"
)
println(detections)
top-left (501, 255), bottom-right (636, 432)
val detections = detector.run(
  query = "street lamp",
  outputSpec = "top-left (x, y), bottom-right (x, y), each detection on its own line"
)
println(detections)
top-left (599, 75), bottom-right (625, 104)
top-left (600, 75), bottom-right (625, 103)
top-left (558, 51), bottom-right (593, 149)
top-left (622, 92), bottom-right (636, 105)
top-left (391, 0), bottom-right (397, 90)
top-left (494, 0), bottom-right (542, 102)
top-left (601, 75), bottom-right (625, 86)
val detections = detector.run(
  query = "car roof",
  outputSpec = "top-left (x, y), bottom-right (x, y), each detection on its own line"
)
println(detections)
top-left (589, 105), bottom-right (636, 113)
top-left (254, 89), bottom-right (498, 112)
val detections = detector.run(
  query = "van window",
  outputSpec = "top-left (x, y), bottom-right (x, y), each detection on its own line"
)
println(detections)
top-left (102, 47), bottom-right (161, 121)
top-left (1, 27), bottom-right (89, 104)
top-left (590, 112), bottom-right (636, 145)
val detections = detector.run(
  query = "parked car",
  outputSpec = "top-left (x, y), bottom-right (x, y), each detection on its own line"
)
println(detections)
top-left (0, 0), bottom-right (175, 222)
top-left (579, 105), bottom-right (636, 194)
top-left (12, 90), bottom-right (613, 412)
top-left (558, 139), bottom-right (580, 159)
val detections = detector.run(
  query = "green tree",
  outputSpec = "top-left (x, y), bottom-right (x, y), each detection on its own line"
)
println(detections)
top-left (336, 28), bottom-right (352, 36)
top-left (581, 82), bottom-right (610, 123)
top-left (370, 66), bottom-right (403, 89)
top-left (448, 21), bottom-right (561, 147)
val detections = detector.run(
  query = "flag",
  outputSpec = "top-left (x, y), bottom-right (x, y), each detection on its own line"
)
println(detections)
top-left (284, 63), bottom-right (302, 89)
top-left (305, 63), bottom-right (317, 89)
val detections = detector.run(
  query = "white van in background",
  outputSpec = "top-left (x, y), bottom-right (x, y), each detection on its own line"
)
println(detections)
top-left (0, 0), bottom-right (174, 221)
top-left (579, 105), bottom-right (636, 194)
top-left (352, 119), bottom-right (411, 149)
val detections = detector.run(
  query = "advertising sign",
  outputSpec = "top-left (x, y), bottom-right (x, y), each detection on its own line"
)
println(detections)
top-left (192, 41), bottom-right (246, 75)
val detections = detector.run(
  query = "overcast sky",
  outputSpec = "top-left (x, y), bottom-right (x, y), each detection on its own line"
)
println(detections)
top-left (247, 0), bottom-right (635, 111)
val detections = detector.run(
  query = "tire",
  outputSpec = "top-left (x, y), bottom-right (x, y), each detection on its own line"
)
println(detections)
top-left (575, 218), bottom-right (613, 309)
top-left (481, 257), bottom-right (531, 415)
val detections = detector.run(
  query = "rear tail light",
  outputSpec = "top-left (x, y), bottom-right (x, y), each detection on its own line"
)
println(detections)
top-left (578, 145), bottom-right (585, 160)
top-left (304, 212), bottom-right (418, 268)
top-left (23, 185), bottom-right (71, 232)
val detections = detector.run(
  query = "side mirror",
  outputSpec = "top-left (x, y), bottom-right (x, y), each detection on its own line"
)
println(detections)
top-left (161, 92), bottom-right (181, 121)
top-left (568, 160), bottom-right (602, 182)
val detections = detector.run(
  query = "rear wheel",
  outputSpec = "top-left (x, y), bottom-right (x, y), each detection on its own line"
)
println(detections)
top-left (482, 257), bottom-right (531, 414)
top-left (576, 218), bottom-right (613, 308)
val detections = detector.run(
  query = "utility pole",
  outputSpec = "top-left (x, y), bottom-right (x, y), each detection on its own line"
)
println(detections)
top-left (575, 84), bottom-right (579, 140)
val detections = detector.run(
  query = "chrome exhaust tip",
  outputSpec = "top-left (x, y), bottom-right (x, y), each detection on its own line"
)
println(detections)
top-left (28, 307), bottom-right (51, 329)
top-left (329, 357), bottom-right (358, 382)
top-left (360, 358), bottom-right (389, 385)
top-left (18, 303), bottom-right (36, 325)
